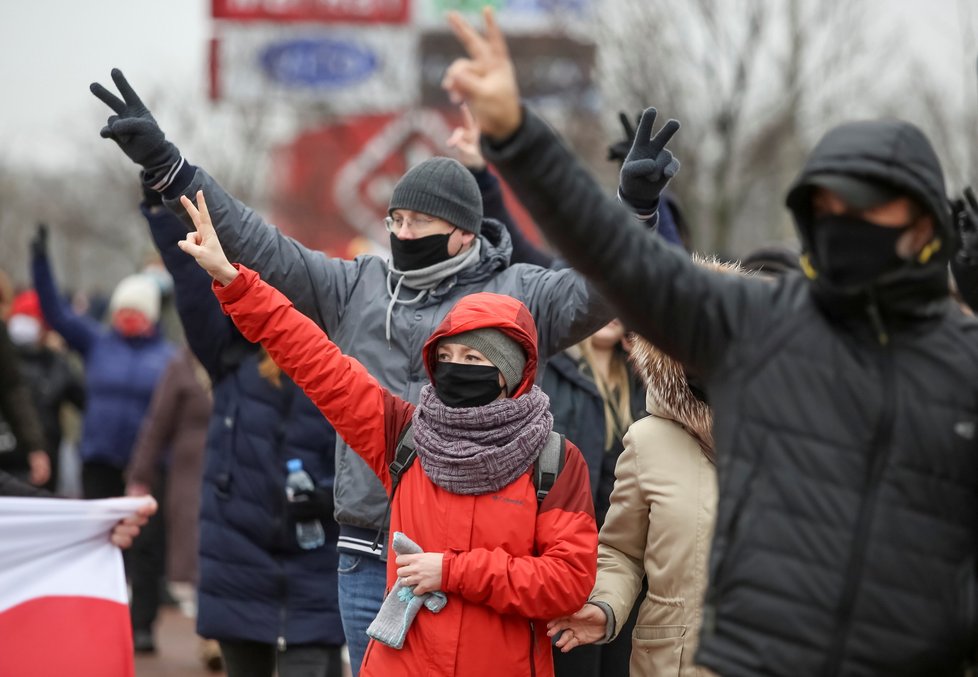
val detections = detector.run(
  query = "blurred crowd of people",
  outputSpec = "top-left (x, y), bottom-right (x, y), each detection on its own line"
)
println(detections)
top-left (4, 7), bottom-right (978, 677)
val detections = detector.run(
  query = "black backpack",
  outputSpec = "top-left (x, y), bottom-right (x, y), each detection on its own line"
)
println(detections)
top-left (371, 424), bottom-right (566, 560)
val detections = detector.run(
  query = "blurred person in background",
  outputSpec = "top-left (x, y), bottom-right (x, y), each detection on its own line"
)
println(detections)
top-left (139, 188), bottom-right (344, 677)
top-left (6, 290), bottom-right (85, 493)
top-left (0, 313), bottom-right (49, 490)
top-left (30, 224), bottom-right (175, 500)
top-left (124, 345), bottom-right (211, 656)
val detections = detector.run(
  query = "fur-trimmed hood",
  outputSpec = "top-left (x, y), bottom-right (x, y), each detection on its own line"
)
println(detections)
top-left (628, 256), bottom-right (747, 460)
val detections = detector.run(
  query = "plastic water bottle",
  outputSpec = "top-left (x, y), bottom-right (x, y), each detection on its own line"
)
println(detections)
top-left (285, 458), bottom-right (325, 550)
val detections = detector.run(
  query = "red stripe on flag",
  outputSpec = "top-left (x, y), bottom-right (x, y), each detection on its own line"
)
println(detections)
top-left (0, 596), bottom-right (134, 677)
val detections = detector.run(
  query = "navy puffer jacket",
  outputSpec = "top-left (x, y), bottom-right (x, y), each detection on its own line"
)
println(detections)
top-left (143, 205), bottom-right (343, 647)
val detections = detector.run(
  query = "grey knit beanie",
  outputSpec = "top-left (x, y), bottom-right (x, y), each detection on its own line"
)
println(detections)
top-left (441, 328), bottom-right (526, 394)
top-left (388, 157), bottom-right (483, 235)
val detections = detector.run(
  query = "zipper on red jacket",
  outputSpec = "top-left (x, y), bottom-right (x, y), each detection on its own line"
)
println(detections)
top-left (528, 621), bottom-right (537, 677)
top-left (822, 343), bottom-right (895, 676)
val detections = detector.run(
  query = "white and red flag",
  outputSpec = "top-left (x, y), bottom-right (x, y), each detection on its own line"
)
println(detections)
top-left (0, 496), bottom-right (150, 677)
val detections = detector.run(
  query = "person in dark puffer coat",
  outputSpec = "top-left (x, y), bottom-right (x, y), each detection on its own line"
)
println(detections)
top-left (444, 14), bottom-right (978, 676)
top-left (141, 198), bottom-right (344, 677)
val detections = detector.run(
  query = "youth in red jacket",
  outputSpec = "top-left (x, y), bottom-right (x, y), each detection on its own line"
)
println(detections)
top-left (212, 265), bottom-right (598, 677)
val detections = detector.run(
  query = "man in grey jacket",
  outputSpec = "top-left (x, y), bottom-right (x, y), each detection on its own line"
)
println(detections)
top-left (90, 69), bottom-right (609, 675)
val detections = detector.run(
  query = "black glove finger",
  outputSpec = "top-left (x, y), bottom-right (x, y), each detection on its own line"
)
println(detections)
top-left (964, 187), bottom-right (978, 214)
top-left (618, 111), bottom-right (635, 141)
top-left (90, 81), bottom-right (127, 115)
top-left (634, 107), bottom-right (659, 147)
top-left (99, 124), bottom-right (116, 140)
top-left (37, 223), bottom-right (48, 243)
top-left (110, 68), bottom-right (146, 110)
top-left (648, 119), bottom-right (681, 156)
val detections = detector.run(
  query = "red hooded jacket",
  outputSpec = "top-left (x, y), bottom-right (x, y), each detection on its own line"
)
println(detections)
top-left (215, 266), bottom-right (597, 677)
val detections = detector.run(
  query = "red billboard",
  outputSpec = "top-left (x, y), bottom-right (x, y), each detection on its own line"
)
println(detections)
top-left (268, 109), bottom-right (543, 259)
top-left (212, 0), bottom-right (409, 23)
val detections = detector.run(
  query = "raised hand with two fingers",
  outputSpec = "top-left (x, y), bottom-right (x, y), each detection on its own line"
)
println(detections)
top-left (442, 8), bottom-right (522, 141)
top-left (177, 191), bottom-right (239, 286)
top-left (619, 107), bottom-right (681, 212)
top-left (90, 68), bottom-right (181, 177)
top-left (446, 104), bottom-right (487, 171)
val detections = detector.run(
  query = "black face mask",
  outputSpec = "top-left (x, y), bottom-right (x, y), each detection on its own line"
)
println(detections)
top-left (389, 230), bottom-right (456, 271)
top-left (434, 362), bottom-right (504, 408)
top-left (812, 214), bottom-right (911, 288)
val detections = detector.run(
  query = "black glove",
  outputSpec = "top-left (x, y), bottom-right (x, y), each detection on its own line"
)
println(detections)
top-left (953, 187), bottom-right (978, 265)
top-left (287, 485), bottom-right (334, 523)
top-left (607, 111), bottom-right (639, 163)
top-left (90, 69), bottom-right (181, 175)
top-left (30, 223), bottom-right (49, 259)
top-left (619, 107), bottom-right (681, 212)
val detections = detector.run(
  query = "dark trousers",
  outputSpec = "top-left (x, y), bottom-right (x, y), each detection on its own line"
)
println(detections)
top-left (81, 461), bottom-right (125, 499)
top-left (219, 639), bottom-right (343, 677)
top-left (130, 474), bottom-right (167, 632)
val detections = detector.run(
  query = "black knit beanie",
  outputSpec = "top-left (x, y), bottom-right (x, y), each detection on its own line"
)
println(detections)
top-left (440, 328), bottom-right (526, 395)
top-left (388, 157), bottom-right (483, 235)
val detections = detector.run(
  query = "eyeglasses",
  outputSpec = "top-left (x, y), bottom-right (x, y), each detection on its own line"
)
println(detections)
top-left (385, 213), bottom-right (447, 237)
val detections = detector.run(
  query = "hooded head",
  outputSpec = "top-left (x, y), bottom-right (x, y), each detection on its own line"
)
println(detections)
top-left (388, 157), bottom-right (483, 236)
top-left (423, 292), bottom-right (538, 403)
top-left (108, 274), bottom-right (160, 338)
top-left (785, 119), bottom-right (950, 294)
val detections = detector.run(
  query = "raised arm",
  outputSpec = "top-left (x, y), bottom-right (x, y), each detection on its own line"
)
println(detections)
top-left (177, 191), bottom-right (414, 488)
top-left (141, 196), bottom-right (247, 380)
top-left (440, 444), bottom-right (597, 619)
top-left (443, 10), bottom-right (772, 375)
top-left (90, 68), bottom-right (359, 334)
top-left (448, 103), bottom-right (555, 268)
top-left (29, 226), bottom-right (101, 357)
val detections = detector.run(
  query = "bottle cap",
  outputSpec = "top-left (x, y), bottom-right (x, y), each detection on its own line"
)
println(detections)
top-left (286, 458), bottom-right (303, 473)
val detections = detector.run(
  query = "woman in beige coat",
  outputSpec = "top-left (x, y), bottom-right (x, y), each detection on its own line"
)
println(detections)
top-left (547, 279), bottom-right (719, 677)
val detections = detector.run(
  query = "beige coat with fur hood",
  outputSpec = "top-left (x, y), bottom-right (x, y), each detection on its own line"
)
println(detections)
top-left (589, 329), bottom-right (716, 677)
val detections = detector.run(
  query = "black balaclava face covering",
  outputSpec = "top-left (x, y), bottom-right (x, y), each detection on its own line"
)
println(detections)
top-left (433, 361), bottom-right (504, 408)
top-left (389, 229), bottom-right (457, 271)
top-left (812, 214), bottom-right (912, 288)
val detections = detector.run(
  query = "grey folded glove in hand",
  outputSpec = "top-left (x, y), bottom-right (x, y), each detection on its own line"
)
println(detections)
top-left (366, 532), bottom-right (448, 650)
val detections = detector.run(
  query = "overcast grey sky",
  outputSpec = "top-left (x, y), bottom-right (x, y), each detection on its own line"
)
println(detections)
top-left (0, 0), bottom-right (972, 169)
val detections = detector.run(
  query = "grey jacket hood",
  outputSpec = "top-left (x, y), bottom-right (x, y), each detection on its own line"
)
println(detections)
top-left (786, 119), bottom-right (952, 253)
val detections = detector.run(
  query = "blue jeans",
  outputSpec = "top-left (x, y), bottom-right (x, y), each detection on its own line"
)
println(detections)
top-left (337, 552), bottom-right (387, 677)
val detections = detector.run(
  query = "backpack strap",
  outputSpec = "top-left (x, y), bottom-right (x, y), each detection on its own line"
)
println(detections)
top-left (371, 424), bottom-right (416, 561)
top-left (534, 431), bottom-right (566, 507)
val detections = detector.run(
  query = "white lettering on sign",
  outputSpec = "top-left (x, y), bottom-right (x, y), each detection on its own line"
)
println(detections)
top-left (223, 0), bottom-right (404, 15)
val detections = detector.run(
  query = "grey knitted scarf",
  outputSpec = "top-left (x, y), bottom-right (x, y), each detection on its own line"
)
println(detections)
top-left (384, 240), bottom-right (482, 343)
top-left (411, 383), bottom-right (554, 495)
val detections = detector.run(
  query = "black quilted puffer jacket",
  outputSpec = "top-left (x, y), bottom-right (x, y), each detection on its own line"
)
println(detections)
top-left (485, 109), bottom-right (978, 676)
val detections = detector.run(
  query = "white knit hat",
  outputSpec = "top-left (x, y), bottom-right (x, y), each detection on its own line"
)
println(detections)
top-left (108, 274), bottom-right (161, 323)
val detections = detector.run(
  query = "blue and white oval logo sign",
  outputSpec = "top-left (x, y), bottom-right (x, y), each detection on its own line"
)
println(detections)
top-left (260, 38), bottom-right (378, 89)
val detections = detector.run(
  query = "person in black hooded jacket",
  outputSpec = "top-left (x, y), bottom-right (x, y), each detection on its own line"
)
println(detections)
top-left (443, 10), bottom-right (978, 676)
